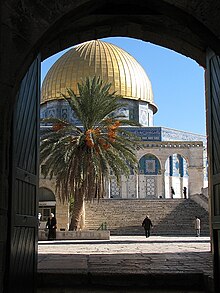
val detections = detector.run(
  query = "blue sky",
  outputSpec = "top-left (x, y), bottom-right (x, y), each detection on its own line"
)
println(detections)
top-left (41, 37), bottom-right (206, 135)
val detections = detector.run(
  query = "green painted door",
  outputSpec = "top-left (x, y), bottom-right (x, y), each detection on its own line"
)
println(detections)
top-left (206, 50), bottom-right (220, 292)
top-left (5, 56), bottom-right (40, 292)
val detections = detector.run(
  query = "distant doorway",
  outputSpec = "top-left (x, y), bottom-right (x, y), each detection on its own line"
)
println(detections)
top-left (38, 187), bottom-right (56, 228)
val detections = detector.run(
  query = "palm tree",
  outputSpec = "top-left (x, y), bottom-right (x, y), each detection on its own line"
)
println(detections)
top-left (40, 76), bottom-right (140, 230)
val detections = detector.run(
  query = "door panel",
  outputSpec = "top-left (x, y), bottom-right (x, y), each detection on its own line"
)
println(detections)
top-left (206, 50), bottom-right (220, 292)
top-left (5, 56), bottom-right (40, 293)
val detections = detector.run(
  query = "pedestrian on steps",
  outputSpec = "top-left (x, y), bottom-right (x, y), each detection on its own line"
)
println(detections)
top-left (142, 215), bottom-right (153, 238)
top-left (195, 216), bottom-right (201, 237)
top-left (183, 186), bottom-right (187, 199)
top-left (171, 186), bottom-right (175, 199)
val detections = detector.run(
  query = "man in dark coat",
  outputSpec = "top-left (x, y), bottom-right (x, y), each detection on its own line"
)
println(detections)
top-left (171, 186), bottom-right (175, 199)
top-left (183, 187), bottom-right (187, 199)
top-left (46, 213), bottom-right (57, 240)
top-left (142, 215), bottom-right (153, 238)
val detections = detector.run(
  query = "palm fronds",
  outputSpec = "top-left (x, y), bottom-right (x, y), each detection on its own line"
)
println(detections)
top-left (40, 76), bottom-right (141, 202)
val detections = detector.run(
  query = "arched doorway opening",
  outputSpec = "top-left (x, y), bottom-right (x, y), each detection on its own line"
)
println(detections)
top-left (165, 153), bottom-right (189, 198)
top-left (39, 37), bottom-right (210, 290)
top-left (2, 1), bottom-right (220, 292)
top-left (38, 187), bottom-right (56, 227)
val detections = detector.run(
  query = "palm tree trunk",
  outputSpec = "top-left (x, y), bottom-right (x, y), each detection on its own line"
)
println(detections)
top-left (69, 195), bottom-right (85, 231)
top-left (79, 201), bottom-right (85, 229)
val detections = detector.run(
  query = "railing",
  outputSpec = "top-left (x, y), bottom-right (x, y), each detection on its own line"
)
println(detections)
top-left (97, 222), bottom-right (107, 230)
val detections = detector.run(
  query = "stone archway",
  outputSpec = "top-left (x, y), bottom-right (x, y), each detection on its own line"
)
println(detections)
top-left (165, 153), bottom-right (189, 199)
top-left (2, 1), bottom-right (220, 292)
top-left (38, 187), bottom-right (56, 224)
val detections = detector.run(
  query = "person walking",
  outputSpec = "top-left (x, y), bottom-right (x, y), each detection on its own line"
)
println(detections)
top-left (171, 186), bottom-right (175, 199)
top-left (46, 213), bottom-right (57, 240)
top-left (142, 215), bottom-right (153, 238)
top-left (183, 187), bottom-right (187, 199)
top-left (38, 212), bottom-right (42, 227)
top-left (195, 216), bottom-right (201, 237)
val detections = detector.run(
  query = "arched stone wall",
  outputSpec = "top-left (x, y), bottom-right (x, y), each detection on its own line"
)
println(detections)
top-left (1, 1), bottom-right (220, 291)
top-left (2, 1), bottom-right (216, 221)
top-left (2, 1), bottom-right (220, 100)
top-left (1, 1), bottom-right (218, 219)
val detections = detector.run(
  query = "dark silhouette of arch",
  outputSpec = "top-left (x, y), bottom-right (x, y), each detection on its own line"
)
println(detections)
top-left (1, 1), bottom-right (220, 291)
top-left (39, 187), bottom-right (56, 202)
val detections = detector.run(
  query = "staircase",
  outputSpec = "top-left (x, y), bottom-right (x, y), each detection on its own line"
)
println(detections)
top-left (85, 198), bottom-right (210, 236)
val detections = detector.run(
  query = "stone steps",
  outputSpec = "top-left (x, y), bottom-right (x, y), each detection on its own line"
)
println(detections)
top-left (85, 199), bottom-right (210, 236)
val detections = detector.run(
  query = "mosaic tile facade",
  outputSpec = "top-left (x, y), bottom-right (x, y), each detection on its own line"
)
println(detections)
top-left (40, 99), bottom-right (155, 126)
top-left (146, 177), bottom-right (156, 196)
top-left (110, 177), bottom-right (121, 198)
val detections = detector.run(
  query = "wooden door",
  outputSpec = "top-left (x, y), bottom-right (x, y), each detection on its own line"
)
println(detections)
top-left (5, 56), bottom-right (40, 292)
top-left (206, 50), bottom-right (220, 292)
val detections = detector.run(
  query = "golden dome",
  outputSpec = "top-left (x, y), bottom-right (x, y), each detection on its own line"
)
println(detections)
top-left (41, 40), bottom-right (157, 112)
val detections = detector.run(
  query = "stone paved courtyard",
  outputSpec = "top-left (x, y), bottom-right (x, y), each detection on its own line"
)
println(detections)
top-left (37, 236), bottom-right (213, 292)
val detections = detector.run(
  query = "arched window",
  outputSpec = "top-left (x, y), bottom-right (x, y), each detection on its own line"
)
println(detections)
top-left (139, 154), bottom-right (161, 175)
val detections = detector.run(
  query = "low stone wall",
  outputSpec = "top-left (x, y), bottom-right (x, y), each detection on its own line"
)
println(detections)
top-left (191, 194), bottom-right (209, 211)
top-left (38, 229), bottom-right (110, 241)
top-left (201, 187), bottom-right (209, 198)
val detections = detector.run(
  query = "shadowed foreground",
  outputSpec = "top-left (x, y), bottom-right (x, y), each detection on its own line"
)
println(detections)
top-left (37, 236), bottom-right (213, 292)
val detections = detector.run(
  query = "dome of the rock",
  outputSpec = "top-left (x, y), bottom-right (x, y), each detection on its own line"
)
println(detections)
top-left (41, 39), bottom-right (157, 113)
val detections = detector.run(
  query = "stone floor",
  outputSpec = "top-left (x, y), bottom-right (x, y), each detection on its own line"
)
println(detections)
top-left (37, 236), bottom-right (213, 292)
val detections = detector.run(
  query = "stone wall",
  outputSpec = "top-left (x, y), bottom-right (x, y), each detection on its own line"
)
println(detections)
top-left (1, 1), bottom-right (220, 292)
top-left (39, 230), bottom-right (110, 240)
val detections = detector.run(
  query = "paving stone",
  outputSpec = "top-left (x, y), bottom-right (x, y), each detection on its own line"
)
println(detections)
top-left (37, 236), bottom-right (213, 292)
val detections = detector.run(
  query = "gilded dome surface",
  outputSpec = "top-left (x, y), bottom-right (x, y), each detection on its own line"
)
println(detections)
top-left (41, 40), bottom-right (157, 112)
